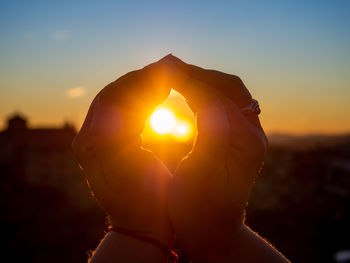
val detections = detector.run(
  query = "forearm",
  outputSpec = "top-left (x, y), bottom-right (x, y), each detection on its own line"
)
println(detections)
top-left (191, 224), bottom-right (290, 263)
top-left (89, 231), bottom-right (168, 263)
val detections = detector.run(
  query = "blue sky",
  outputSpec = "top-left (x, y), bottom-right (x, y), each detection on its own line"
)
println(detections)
top-left (0, 0), bottom-right (349, 133)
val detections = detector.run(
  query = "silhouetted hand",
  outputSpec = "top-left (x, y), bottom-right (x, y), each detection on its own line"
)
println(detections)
top-left (165, 56), bottom-right (269, 261)
top-left (72, 58), bottom-right (176, 249)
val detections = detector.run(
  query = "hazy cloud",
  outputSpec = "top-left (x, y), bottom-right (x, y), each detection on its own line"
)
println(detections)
top-left (66, 86), bottom-right (86, 98)
top-left (51, 30), bottom-right (71, 41)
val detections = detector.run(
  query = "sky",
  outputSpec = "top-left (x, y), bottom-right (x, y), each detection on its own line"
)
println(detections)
top-left (0, 0), bottom-right (349, 134)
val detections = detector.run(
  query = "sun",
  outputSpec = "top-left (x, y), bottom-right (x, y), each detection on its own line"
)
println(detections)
top-left (146, 98), bottom-right (194, 141)
top-left (150, 108), bottom-right (176, 134)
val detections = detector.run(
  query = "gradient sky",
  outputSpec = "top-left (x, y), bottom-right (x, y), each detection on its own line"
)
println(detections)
top-left (1, 0), bottom-right (349, 134)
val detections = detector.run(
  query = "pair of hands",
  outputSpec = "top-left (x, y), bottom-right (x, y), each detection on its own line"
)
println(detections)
top-left (72, 55), bottom-right (268, 262)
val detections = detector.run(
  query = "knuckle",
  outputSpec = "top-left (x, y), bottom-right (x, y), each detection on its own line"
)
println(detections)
top-left (230, 74), bottom-right (243, 84)
top-left (71, 135), bottom-right (82, 157)
top-left (240, 132), bottom-right (267, 163)
top-left (253, 140), bottom-right (267, 160)
top-left (251, 138), bottom-right (267, 162)
top-left (71, 133), bottom-right (95, 166)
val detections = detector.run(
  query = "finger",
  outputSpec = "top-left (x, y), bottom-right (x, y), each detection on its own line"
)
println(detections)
top-left (72, 96), bottom-right (132, 167)
top-left (71, 98), bottom-right (119, 206)
top-left (98, 56), bottom-right (175, 114)
top-left (145, 57), bottom-right (232, 156)
top-left (72, 57), bottom-right (179, 210)
top-left (73, 57), bottom-right (178, 166)
top-left (162, 71), bottom-right (232, 157)
top-left (164, 55), bottom-right (251, 106)
top-left (72, 138), bottom-right (116, 212)
top-left (164, 55), bottom-right (263, 130)
top-left (84, 161), bottom-right (115, 209)
top-left (221, 97), bottom-right (268, 159)
top-left (193, 90), bottom-right (231, 157)
top-left (160, 55), bottom-right (265, 157)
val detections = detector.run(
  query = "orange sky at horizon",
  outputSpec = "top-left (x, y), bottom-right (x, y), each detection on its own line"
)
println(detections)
top-left (0, 88), bottom-right (349, 136)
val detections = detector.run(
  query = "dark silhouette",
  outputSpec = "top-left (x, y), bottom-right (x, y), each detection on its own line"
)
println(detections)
top-left (0, 113), bottom-right (105, 262)
top-left (0, 112), bottom-right (349, 262)
top-left (0, 57), bottom-right (349, 262)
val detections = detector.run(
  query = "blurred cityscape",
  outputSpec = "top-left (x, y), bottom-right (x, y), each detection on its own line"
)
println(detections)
top-left (0, 113), bottom-right (349, 263)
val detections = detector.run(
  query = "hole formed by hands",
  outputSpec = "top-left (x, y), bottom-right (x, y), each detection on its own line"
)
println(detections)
top-left (141, 90), bottom-right (196, 171)
top-left (143, 90), bottom-right (195, 139)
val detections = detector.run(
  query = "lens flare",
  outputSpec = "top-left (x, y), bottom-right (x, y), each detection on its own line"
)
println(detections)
top-left (150, 108), bottom-right (176, 134)
top-left (145, 94), bottom-right (194, 142)
top-left (172, 120), bottom-right (192, 141)
top-left (176, 125), bottom-right (187, 135)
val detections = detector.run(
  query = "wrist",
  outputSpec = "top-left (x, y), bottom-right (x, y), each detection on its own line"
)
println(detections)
top-left (90, 231), bottom-right (170, 263)
top-left (188, 224), bottom-right (289, 263)
top-left (186, 223), bottom-right (244, 263)
top-left (108, 216), bottom-right (175, 251)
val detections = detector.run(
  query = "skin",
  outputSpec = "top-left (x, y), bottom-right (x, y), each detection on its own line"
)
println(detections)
top-left (166, 56), bottom-right (288, 262)
top-left (72, 55), bottom-right (290, 263)
top-left (72, 57), bottom-right (177, 252)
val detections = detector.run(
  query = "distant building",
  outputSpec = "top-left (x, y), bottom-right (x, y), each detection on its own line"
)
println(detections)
top-left (0, 113), bottom-right (86, 202)
top-left (324, 159), bottom-right (350, 198)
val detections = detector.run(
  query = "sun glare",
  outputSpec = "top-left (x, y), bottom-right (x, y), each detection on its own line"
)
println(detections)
top-left (150, 108), bottom-right (176, 134)
top-left (143, 91), bottom-right (195, 142)
top-left (149, 107), bottom-right (193, 140)
top-left (177, 125), bottom-right (187, 135)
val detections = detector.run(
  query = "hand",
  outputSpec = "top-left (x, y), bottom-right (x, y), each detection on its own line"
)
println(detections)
top-left (165, 56), bottom-right (268, 260)
top-left (73, 54), bottom-right (288, 263)
top-left (72, 57), bottom-right (176, 248)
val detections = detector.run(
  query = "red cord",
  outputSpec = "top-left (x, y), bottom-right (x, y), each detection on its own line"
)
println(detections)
top-left (109, 226), bottom-right (178, 263)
